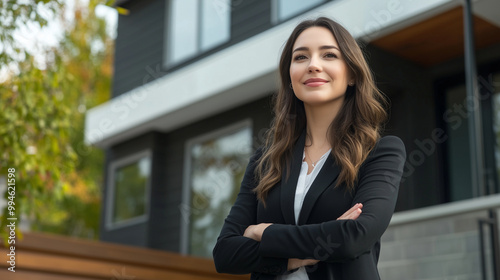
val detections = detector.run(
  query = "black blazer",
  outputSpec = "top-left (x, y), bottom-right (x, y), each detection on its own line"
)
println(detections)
top-left (213, 130), bottom-right (406, 280)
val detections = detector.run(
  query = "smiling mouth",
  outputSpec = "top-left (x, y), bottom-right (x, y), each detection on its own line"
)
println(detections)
top-left (304, 81), bottom-right (328, 87)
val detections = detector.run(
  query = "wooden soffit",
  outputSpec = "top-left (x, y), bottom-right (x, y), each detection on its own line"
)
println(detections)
top-left (371, 6), bottom-right (500, 67)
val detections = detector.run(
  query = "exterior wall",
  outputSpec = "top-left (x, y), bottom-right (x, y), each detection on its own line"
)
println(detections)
top-left (366, 44), bottom-right (441, 211)
top-left (230, 0), bottom-right (273, 46)
top-left (379, 198), bottom-right (500, 280)
top-left (112, 0), bottom-right (166, 97)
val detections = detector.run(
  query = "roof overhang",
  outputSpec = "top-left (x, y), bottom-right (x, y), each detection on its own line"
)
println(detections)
top-left (372, 0), bottom-right (500, 67)
top-left (86, 0), bottom-right (463, 148)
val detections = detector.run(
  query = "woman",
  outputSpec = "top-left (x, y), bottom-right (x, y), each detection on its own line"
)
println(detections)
top-left (213, 17), bottom-right (406, 280)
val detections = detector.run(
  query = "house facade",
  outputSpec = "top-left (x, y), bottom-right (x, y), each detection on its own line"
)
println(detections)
top-left (85, 0), bottom-right (500, 279)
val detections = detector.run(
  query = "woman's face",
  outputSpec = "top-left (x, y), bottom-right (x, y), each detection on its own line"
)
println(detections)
top-left (290, 26), bottom-right (353, 106)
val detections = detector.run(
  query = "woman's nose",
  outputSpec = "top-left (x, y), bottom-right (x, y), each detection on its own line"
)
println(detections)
top-left (308, 57), bottom-right (322, 72)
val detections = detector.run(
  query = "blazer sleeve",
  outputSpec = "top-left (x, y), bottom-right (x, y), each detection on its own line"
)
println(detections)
top-left (213, 147), bottom-right (289, 275)
top-left (258, 136), bottom-right (406, 262)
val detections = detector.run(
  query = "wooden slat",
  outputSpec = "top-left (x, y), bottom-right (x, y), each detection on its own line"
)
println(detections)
top-left (1, 249), bottom-right (224, 280)
top-left (0, 232), bottom-right (249, 280)
top-left (12, 232), bottom-right (227, 277)
top-left (0, 270), bottom-right (99, 280)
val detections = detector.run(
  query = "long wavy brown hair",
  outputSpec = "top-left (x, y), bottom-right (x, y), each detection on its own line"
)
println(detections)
top-left (254, 17), bottom-right (388, 206)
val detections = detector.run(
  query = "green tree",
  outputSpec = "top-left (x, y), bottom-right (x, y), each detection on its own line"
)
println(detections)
top-left (0, 0), bottom-right (114, 241)
top-left (0, 0), bottom-right (63, 67)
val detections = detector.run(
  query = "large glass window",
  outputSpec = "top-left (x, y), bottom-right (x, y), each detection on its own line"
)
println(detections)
top-left (168, 0), bottom-right (231, 66)
top-left (441, 69), bottom-right (500, 202)
top-left (107, 151), bottom-right (151, 229)
top-left (273, 0), bottom-right (325, 23)
top-left (184, 121), bottom-right (252, 258)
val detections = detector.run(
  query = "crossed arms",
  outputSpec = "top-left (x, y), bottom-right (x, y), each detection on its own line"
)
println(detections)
top-left (212, 136), bottom-right (406, 275)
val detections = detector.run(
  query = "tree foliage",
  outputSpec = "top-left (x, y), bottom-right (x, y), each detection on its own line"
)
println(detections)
top-left (0, 0), bottom-right (114, 242)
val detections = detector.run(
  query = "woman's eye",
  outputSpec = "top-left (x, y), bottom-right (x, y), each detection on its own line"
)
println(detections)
top-left (293, 55), bottom-right (307, 61)
top-left (325, 52), bottom-right (338, 58)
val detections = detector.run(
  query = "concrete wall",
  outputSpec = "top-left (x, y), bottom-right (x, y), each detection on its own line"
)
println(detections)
top-left (378, 195), bottom-right (500, 280)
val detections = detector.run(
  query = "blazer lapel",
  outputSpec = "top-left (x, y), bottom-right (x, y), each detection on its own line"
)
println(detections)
top-left (297, 154), bottom-right (340, 225)
top-left (280, 129), bottom-right (306, 225)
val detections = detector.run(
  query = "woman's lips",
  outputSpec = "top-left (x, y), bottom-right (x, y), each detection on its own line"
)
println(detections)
top-left (304, 81), bottom-right (327, 87)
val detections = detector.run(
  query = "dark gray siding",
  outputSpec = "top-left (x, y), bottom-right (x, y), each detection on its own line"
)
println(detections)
top-left (366, 44), bottom-right (440, 212)
top-left (146, 132), bottom-right (170, 250)
top-left (112, 0), bottom-right (166, 97)
top-left (230, 0), bottom-right (272, 42)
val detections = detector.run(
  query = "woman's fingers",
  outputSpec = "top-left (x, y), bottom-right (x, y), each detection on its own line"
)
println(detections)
top-left (303, 259), bottom-right (320, 266)
top-left (337, 204), bottom-right (360, 219)
top-left (288, 258), bottom-right (320, 271)
top-left (243, 225), bottom-right (256, 240)
top-left (337, 203), bottom-right (363, 220)
top-left (346, 207), bottom-right (362, 220)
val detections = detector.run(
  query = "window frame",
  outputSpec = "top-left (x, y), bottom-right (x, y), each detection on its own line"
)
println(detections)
top-left (105, 149), bottom-right (152, 230)
top-left (180, 118), bottom-right (253, 255)
top-left (434, 61), bottom-right (500, 204)
top-left (165, 0), bottom-right (231, 68)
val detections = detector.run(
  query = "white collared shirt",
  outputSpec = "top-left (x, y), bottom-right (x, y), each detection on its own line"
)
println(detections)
top-left (277, 148), bottom-right (332, 280)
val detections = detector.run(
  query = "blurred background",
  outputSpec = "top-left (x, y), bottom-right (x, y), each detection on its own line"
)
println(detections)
top-left (1, 0), bottom-right (499, 279)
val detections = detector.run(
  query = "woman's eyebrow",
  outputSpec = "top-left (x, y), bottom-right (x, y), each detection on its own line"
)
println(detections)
top-left (292, 45), bottom-right (339, 53)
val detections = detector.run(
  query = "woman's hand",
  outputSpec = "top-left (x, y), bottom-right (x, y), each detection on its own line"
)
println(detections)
top-left (243, 223), bottom-right (273, 242)
top-left (337, 203), bottom-right (363, 220)
top-left (285, 204), bottom-right (363, 271)
top-left (287, 258), bottom-right (320, 271)
top-left (245, 204), bottom-right (362, 271)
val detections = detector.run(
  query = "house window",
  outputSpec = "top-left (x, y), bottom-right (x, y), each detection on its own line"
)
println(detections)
top-left (107, 150), bottom-right (151, 229)
top-left (440, 69), bottom-right (500, 202)
top-left (182, 120), bottom-right (252, 258)
top-left (272, 0), bottom-right (326, 23)
top-left (167, 0), bottom-right (231, 67)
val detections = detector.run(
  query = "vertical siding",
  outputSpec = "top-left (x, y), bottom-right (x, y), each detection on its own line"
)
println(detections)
top-left (112, 0), bottom-right (166, 97)
top-left (230, 0), bottom-right (272, 42)
top-left (366, 44), bottom-right (440, 211)
top-left (147, 131), bottom-right (171, 251)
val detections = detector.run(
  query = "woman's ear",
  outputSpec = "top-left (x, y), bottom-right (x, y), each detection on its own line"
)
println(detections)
top-left (347, 70), bottom-right (356, 86)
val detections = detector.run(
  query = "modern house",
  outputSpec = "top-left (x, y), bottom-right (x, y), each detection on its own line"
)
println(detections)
top-left (85, 0), bottom-right (500, 279)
